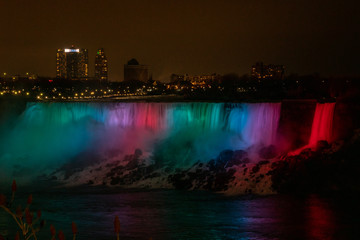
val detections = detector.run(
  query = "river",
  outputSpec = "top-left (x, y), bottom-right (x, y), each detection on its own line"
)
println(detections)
top-left (1, 188), bottom-right (359, 239)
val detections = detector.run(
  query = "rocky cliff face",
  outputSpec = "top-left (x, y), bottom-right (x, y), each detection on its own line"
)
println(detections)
top-left (51, 129), bottom-right (360, 195)
top-left (271, 132), bottom-right (360, 194)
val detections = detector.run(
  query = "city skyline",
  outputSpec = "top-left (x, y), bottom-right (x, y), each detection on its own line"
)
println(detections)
top-left (0, 0), bottom-right (359, 82)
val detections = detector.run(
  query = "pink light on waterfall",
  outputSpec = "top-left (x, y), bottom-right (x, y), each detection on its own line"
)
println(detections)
top-left (308, 103), bottom-right (335, 147)
top-left (134, 103), bottom-right (167, 130)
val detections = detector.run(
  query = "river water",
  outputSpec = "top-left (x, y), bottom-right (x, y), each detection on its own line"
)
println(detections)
top-left (0, 188), bottom-right (359, 240)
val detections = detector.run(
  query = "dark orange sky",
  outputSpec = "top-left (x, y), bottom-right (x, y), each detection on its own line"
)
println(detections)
top-left (0, 0), bottom-right (359, 81)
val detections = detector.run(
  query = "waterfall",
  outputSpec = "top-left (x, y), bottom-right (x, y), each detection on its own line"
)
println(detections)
top-left (308, 103), bottom-right (336, 147)
top-left (0, 102), bottom-right (282, 181)
top-left (289, 102), bottom-right (336, 155)
top-left (230, 103), bottom-right (281, 147)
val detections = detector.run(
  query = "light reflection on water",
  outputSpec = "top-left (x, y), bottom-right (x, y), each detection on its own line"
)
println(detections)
top-left (0, 189), bottom-right (359, 240)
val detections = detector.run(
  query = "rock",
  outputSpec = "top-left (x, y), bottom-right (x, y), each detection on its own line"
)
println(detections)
top-left (207, 159), bottom-right (216, 171)
top-left (213, 168), bottom-right (236, 191)
top-left (191, 161), bottom-right (200, 168)
top-left (108, 165), bottom-right (124, 176)
top-left (252, 165), bottom-right (260, 173)
top-left (216, 150), bottom-right (234, 168)
top-left (168, 173), bottom-right (193, 190)
top-left (271, 161), bottom-right (280, 168)
top-left (204, 175), bottom-right (215, 190)
top-left (126, 158), bottom-right (139, 170)
top-left (258, 160), bottom-right (270, 165)
top-left (299, 148), bottom-right (313, 157)
top-left (316, 140), bottom-right (330, 152)
top-left (110, 177), bottom-right (121, 185)
top-left (226, 150), bottom-right (248, 168)
top-left (226, 158), bottom-right (242, 168)
top-left (147, 172), bottom-right (161, 178)
top-left (233, 150), bottom-right (248, 160)
top-left (134, 148), bottom-right (143, 158)
top-left (259, 145), bottom-right (278, 159)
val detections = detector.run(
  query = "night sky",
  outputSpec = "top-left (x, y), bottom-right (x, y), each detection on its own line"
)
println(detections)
top-left (0, 0), bottom-right (359, 81)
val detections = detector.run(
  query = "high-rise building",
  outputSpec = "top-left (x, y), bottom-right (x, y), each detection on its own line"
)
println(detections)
top-left (251, 62), bottom-right (284, 80)
top-left (56, 46), bottom-right (88, 80)
top-left (124, 58), bottom-right (148, 82)
top-left (95, 48), bottom-right (108, 81)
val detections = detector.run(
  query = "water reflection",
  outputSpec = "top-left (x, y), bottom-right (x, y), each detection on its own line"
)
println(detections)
top-left (306, 195), bottom-right (336, 240)
top-left (0, 190), bottom-right (359, 240)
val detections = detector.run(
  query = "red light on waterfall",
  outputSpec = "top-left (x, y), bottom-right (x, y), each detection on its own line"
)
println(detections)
top-left (49, 79), bottom-right (53, 83)
top-left (134, 104), bottom-right (165, 130)
top-left (289, 103), bottom-right (336, 155)
top-left (308, 103), bottom-right (335, 147)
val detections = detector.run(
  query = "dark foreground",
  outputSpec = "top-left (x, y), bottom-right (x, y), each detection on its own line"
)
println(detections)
top-left (1, 188), bottom-right (360, 240)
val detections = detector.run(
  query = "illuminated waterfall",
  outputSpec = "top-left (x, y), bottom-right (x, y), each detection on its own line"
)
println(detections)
top-left (308, 103), bottom-right (336, 147)
top-left (0, 102), bottom-right (282, 181)
top-left (228, 103), bottom-right (281, 147)
top-left (289, 102), bottom-right (336, 155)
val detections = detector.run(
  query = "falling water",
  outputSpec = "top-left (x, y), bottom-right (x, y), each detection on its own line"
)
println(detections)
top-left (308, 103), bottom-right (336, 147)
top-left (289, 102), bottom-right (336, 155)
top-left (0, 102), bottom-right (282, 182)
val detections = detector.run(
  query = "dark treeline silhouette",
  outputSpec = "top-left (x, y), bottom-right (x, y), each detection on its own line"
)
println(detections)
top-left (179, 73), bottom-right (360, 102)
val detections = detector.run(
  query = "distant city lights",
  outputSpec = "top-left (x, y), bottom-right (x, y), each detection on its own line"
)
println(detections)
top-left (64, 49), bottom-right (80, 53)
